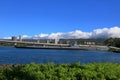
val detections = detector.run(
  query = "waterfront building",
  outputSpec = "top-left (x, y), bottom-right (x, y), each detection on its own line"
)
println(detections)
top-left (84, 41), bottom-right (95, 45)
top-left (47, 39), bottom-right (50, 43)
top-left (12, 36), bottom-right (17, 41)
top-left (37, 40), bottom-right (40, 43)
top-left (55, 38), bottom-right (59, 44)
top-left (19, 35), bottom-right (22, 42)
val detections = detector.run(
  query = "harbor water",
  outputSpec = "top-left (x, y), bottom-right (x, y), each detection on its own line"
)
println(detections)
top-left (0, 46), bottom-right (120, 64)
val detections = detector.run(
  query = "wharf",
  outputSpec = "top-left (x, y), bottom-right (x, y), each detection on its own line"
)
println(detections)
top-left (0, 39), bottom-right (109, 51)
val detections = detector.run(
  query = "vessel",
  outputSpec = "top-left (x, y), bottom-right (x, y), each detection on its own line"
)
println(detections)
top-left (15, 45), bottom-right (88, 50)
top-left (15, 45), bottom-right (109, 51)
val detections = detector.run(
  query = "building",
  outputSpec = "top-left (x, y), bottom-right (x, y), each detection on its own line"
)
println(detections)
top-left (12, 36), bottom-right (17, 41)
top-left (55, 38), bottom-right (59, 44)
top-left (19, 35), bottom-right (22, 41)
top-left (84, 41), bottom-right (95, 45)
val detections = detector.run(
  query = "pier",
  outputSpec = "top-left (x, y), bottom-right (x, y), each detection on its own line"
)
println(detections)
top-left (0, 39), bottom-right (70, 46)
top-left (0, 38), bottom-right (109, 51)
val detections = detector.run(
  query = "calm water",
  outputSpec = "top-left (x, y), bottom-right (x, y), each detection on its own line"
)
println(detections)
top-left (0, 46), bottom-right (120, 64)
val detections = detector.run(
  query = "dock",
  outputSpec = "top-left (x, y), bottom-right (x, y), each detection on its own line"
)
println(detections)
top-left (0, 39), bottom-right (70, 46)
top-left (0, 39), bottom-right (109, 51)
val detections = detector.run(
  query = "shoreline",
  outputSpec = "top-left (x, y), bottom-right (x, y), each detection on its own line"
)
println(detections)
top-left (1, 45), bottom-right (120, 53)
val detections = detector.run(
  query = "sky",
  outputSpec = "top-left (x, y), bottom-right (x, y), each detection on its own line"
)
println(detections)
top-left (0, 0), bottom-right (120, 39)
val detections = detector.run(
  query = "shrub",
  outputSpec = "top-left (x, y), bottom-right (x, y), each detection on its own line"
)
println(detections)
top-left (0, 62), bottom-right (120, 80)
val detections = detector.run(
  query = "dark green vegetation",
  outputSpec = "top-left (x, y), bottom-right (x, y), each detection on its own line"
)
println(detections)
top-left (109, 48), bottom-right (120, 53)
top-left (0, 62), bottom-right (120, 80)
top-left (104, 38), bottom-right (120, 47)
top-left (0, 42), bottom-right (14, 46)
top-left (104, 38), bottom-right (120, 53)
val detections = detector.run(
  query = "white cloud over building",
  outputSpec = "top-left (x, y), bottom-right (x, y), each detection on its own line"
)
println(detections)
top-left (3, 26), bottom-right (120, 39)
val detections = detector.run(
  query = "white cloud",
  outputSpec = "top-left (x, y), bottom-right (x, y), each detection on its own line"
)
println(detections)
top-left (91, 28), bottom-right (109, 38)
top-left (62, 30), bottom-right (91, 39)
top-left (3, 35), bottom-right (31, 39)
top-left (34, 33), bottom-right (49, 39)
top-left (48, 32), bottom-right (63, 39)
top-left (3, 37), bottom-right (11, 39)
top-left (3, 26), bottom-right (120, 39)
top-left (108, 27), bottom-right (120, 38)
top-left (22, 35), bottom-right (31, 39)
top-left (90, 27), bottom-right (120, 38)
top-left (46, 26), bottom-right (120, 39)
top-left (33, 31), bottom-right (91, 39)
top-left (39, 33), bottom-right (49, 37)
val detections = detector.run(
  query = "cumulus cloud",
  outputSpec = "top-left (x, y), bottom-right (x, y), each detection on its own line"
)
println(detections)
top-left (33, 26), bottom-right (120, 39)
top-left (91, 28), bottom-right (109, 38)
top-left (33, 33), bottom-right (49, 39)
top-left (3, 35), bottom-right (31, 39)
top-left (108, 27), bottom-right (120, 38)
top-left (3, 27), bottom-right (120, 39)
top-left (3, 37), bottom-right (11, 39)
top-left (91, 27), bottom-right (120, 38)
top-left (32, 31), bottom-right (91, 39)
top-left (22, 35), bottom-right (31, 39)
top-left (61, 30), bottom-right (91, 39)
top-left (48, 32), bottom-right (63, 39)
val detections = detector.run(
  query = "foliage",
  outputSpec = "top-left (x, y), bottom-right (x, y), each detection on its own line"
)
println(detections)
top-left (0, 62), bottom-right (120, 80)
top-left (104, 38), bottom-right (120, 47)
top-left (109, 48), bottom-right (120, 53)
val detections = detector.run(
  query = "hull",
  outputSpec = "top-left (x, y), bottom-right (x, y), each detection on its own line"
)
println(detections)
top-left (15, 46), bottom-right (88, 50)
top-left (15, 45), bottom-right (109, 51)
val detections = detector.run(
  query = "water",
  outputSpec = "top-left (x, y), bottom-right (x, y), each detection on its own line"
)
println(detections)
top-left (0, 46), bottom-right (120, 64)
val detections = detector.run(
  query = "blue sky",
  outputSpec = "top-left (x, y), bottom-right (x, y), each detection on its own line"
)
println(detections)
top-left (0, 0), bottom-right (120, 38)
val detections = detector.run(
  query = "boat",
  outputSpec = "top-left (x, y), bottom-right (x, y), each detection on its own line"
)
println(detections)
top-left (15, 45), bottom-right (88, 50)
top-left (15, 45), bottom-right (109, 51)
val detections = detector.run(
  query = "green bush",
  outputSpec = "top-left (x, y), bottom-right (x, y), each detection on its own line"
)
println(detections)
top-left (0, 62), bottom-right (120, 80)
